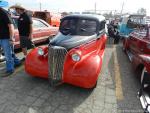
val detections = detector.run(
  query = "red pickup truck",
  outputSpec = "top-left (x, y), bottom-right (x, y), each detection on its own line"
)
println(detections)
top-left (123, 25), bottom-right (150, 112)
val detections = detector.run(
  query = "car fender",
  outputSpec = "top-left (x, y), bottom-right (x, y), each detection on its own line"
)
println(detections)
top-left (139, 55), bottom-right (150, 72)
top-left (25, 47), bottom-right (48, 78)
top-left (123, 38), bottom-right (129, 50)
top-left (63, 51), bottom-right (103, 88)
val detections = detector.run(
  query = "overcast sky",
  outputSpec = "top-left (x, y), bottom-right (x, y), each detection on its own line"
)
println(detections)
top-left (6, 0), bottom-right (150, 15)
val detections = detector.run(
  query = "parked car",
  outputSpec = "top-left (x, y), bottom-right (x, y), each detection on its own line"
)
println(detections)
top-left (0, 16), bottom-right (59, 61)
top-left (123, 24), bottom-right (150, 112)
top-left (119, 14), bottom-right (145, 38)
top-left (25, 14), bottom-right (107, 88)
top-left (12, 16), bottom-right (59, 48)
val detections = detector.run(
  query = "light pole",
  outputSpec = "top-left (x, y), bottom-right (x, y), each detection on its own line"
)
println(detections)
top-left (120, 2), bottom-right (124, 15)
top-left (94, 2), bottom-right (96, 14)
top-left (40, 2), bottom-right (41, 11)
top-left (37, 0), bottom-right (42, 11)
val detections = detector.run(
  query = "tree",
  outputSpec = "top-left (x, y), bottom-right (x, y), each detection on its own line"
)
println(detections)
top-left (137, 8), bottom-right (146, 15)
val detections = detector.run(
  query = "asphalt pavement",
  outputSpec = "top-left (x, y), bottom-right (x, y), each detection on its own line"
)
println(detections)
top-left (0, 40), bottom-right (143, 113)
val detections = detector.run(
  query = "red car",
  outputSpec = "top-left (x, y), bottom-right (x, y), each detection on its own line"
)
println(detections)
top-left (123, 25), bottom-right (150, 112)
top-left (25, 14), bottom-right (107, 88)
top-left (12, 16), bottom-right (59, 49)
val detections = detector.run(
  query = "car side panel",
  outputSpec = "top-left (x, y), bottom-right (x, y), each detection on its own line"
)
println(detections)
top-left (139, 55), bottom-right (150, 72)
top-left (128, 36), bottom-right (140, 54)
top-left (138, 38), bottom-right (150, 54)
top-left (13, 17), bottom-right (58, 49)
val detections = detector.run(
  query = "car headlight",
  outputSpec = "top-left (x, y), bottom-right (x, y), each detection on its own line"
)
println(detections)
top-left (72, 53), bottom-right (81, 62)
top-left (38, 48), bottom-right (44, 56)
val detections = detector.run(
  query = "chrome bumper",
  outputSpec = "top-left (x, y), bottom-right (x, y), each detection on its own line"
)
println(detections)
top-left (139, 91), bottom-right (150, 113)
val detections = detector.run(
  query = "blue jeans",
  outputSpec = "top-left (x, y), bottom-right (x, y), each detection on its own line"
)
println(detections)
top-left (0, 39), bottom-right (20, 72)
top-left (11, 45), bottom-right (21, 66)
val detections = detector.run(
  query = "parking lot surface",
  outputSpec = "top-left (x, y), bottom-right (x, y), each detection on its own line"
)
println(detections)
top-left (0, 42), bottom-right (143, 113)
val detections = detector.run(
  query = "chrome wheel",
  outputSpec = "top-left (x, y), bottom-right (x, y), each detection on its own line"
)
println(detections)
top-left (141, 67), bottom-right (149, 88)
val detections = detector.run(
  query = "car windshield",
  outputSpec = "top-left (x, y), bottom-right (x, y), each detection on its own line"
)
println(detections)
top-left (60, 18), bottom-right (97, 36)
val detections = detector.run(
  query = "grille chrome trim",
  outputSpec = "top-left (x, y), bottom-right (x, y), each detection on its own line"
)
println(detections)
top-left (48, 45), bottom-right (67, 86)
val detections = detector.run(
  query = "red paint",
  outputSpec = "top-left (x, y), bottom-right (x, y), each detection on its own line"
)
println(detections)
top-left (123, 26), bottom-right (150, 74)
top-left (25, 35), bottom-right (107, 88)
top-left (63, 35), bottom-right (107, 88)
top-left (12, 16), bottom-right (58, 49)
top-left (25, 14), bottom-right (107, 88)
top-left (25, 47), bottom-right (48, 78)
top-left (33, 11), bottom-right (61, 27)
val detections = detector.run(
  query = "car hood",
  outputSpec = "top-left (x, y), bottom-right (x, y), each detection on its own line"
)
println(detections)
top-left (49, 32), bottom-right (97, 50)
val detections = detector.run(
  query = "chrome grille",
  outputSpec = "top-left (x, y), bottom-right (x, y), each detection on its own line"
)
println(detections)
top-left (48, 45), bottom-right (67, 86)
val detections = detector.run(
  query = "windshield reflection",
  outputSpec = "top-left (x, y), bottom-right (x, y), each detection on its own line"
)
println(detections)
top-left (60, 19), bottom-right (97, 36)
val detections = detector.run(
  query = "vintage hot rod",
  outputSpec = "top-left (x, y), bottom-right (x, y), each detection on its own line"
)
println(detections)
top-left (123, 24), bottom-right (150, 112)
top-left (25, 14), bottom-right (107, 88)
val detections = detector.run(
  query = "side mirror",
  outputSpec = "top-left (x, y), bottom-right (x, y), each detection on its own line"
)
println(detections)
top-left (98, 29), bottom-right (105, 36)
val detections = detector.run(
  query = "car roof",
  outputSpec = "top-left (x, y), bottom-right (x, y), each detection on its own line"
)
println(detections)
top-left (61, 14), bottom-right (105, 22)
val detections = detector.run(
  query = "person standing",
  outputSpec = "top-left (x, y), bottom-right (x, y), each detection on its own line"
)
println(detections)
top-left (0, 5), bottom-right (15, 76)
top-left (14, 6), bottom-right (33, 60)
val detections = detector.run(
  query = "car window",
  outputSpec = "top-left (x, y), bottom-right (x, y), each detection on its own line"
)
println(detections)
top-left (60, 19), bottom-right (77, 35)
top-left (77, 19), bottom-right (97, 36)
top-left (60, 19), bottom-right (97, 36)
top-left (33, 19), bottom-right (48, 28)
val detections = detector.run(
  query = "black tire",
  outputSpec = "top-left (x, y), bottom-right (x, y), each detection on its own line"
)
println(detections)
top-left (93, 81), bottom-right (97, 88)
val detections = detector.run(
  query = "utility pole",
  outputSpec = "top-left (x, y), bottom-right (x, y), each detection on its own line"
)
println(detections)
top-left (94, 2), bottom-right (96, 14)
top-left (120, 2), bottom-right (124, 15)
top-left (40, 2), bottom-right (41, 11)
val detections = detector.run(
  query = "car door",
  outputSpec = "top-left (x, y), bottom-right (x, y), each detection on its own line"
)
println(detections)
top-left (128, 30), bottom-right (140, 54)
top-left (36, 19), bottom-right (58, 38)
top-left (138, 27), bottom-right (150, 54)
top-left (32, 19), bottom-right (44, 42)
top-left (32, 19), bottom-right (54, 42)
top-left (137, 30), bottom-right (150, 54)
